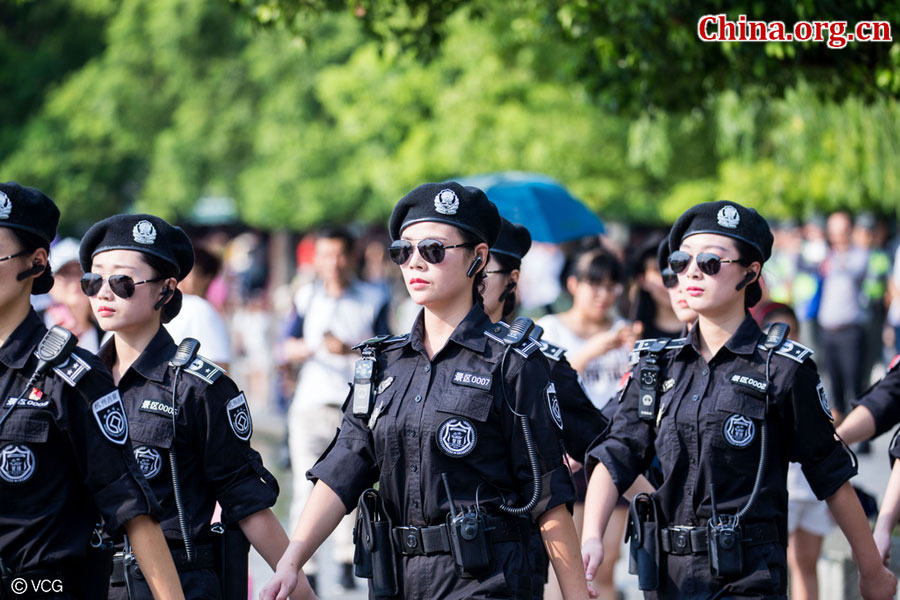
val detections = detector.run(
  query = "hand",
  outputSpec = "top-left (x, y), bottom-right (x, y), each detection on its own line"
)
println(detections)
top-left (322, 333), bottom-right (347, 355)
top-left (581, 536), bottom-right (605, 588)
top-left (260, 567), bottom-right (317, 600)
top-left (858, 564), bottom-right (897, 600)
top-left (282, 338), bottom-right (312, 363)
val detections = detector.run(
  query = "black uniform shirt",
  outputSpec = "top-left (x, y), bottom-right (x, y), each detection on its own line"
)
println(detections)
top-left (309, 305), bottom-right (575, 526)
top-left (856, 356), bottom-right (900, 439)
top-left (538, 341), bottom-right (608, 464)
top-left (588, 315), bottom-right (855, 538)
top-left (0, 310), bottom-right (159, 570)
top-left (99, 327), bottom-right (278, 545)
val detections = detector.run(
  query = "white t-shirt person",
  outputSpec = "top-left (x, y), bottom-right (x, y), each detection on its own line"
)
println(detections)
top-left (165, 293), bottom-right (232, 365)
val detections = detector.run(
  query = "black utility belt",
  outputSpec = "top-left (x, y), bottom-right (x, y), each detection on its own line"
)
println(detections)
top-left (1, 561), bottom-right (80, 585)
top-left (659, 522), bottom-right (779, 556)
top-left (109, 544), bottom-right (215, 584)
top-left (392, 516), bottom-right (527, 557)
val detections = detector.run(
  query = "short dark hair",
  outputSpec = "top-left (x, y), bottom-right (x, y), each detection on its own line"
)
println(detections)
top-left (137, 253), bottom-right (182, 324)
top-left (317, 226), bottom-right (355, 254)
top-left (568, 249), bottom-right (623, 284)
top-left (489, 251), bottom-right (521, 320)
top-left (10, 229), bottom-right (53, 293)
top-left (192, 246), bottom-right (221, 279)
top-left (734, 239), bottom-right (764, 309)
top-left (459, 229), bottom-right (487, 306)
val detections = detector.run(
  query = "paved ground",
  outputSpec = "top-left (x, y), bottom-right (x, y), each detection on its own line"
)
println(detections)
top-left (246, 407), bottom-right (895, 600)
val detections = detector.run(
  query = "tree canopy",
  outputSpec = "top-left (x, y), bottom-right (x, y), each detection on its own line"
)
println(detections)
top-left (1, 0), bottom-right (899, 233)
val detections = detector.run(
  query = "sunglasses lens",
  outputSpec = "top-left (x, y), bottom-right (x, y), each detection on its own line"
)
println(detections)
top-left (661, 268), bottom-right (678, 289)
top-left (389, 241), bottom-right (412, 265)
top-left (696, 253), bottom-right (722, 276)
top-left (108, 274), bottom-right (136, 299)
top-left (418, 240), bottom-right (446, 264)
top-left (80, 273), bottom-right (103, 296)
top-left (668, 251), bottom-right (691, 274)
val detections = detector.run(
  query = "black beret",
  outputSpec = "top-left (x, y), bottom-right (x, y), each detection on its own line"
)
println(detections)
top-left (0, 182), bottom-right (59, 245)
top-left (389, 181), bottom-right (501, 246)
top-left (668, 200), bottom-right (773, 263)
top-left (492, 218), bottom-right (532, 262)
top-left (657, 236), bottom-right (669, 273)
top-left (79, 214), bottom-right (194, 280)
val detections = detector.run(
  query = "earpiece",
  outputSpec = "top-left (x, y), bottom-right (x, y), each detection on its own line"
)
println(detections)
top-left (154, 288), bottom-right (173, 311)
top-left (17, 263), bottom-right (46, 281)
top-left (735, 270), bottom-right (757, 292)
top-left (498, 279), bottom-right (517, 302)
top-left (466, 255), bottom-right (484, 278)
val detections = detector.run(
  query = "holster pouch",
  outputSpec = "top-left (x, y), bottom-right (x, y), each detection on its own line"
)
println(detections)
top-left (84, 535), bottom-right (114, 600)
top-left (122, 551), bottom-right (154, 600)
top-left (354, 489), bottom-right (398, 598)
top-left (211, 522), bottom-right (250, 600)
top-left (626, 492), bottom-right (660, 591)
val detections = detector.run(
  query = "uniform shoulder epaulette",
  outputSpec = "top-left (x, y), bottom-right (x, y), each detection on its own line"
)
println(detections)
top-left (632, 337), bottom-right (688, 354)
top-left (49, 352), bottom-right (92, 387)
top-left (351, 334), bottom-right (409, 351)
top-left (183, 355), bottom-right (226, 384)
top-left (539, 340), bottom-right (567, 362)
top-left (762, 339), bottom-right (814, 364)
top-left (484, 321), bottom-right (541, 359)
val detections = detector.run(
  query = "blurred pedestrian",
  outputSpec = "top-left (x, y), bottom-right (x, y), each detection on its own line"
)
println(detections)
top-left (42, 237), bottom-right (104, 352)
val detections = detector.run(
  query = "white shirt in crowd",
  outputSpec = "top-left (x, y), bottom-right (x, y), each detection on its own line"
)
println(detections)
top-left (165, 293), bottom-right (232, 365)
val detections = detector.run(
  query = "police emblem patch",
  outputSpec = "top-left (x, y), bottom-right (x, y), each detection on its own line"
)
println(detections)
top-left (723, 414), bottom-right (755, 447)
top-left (92, 391), bottom-right (128, 445)
top-left (546, 383), bottom-right (563, 430)
top-left (0, 444), bottom-right (35, 483)
top-left (226, 393), bottom-right (253, 441)
top-left (132, 220), bottom-right (157, 244)
top-left (0, 191), bottom-right (10, 220)
top-left (717, 205), bottom-right (740, 229)
top-left (134, 446), bottom-right (162, 479)
top-left (816, 380), bottom-right (833, 421)
top-left (436, 417), bottom-right (477, 457)
top-left (433, 189), bottom-right (460, 215)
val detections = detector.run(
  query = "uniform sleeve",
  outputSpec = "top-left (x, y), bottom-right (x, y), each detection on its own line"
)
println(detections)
top-left (506, 352), bottom-right (575, 520)
top-left (585, 361), bottom-right (655, 496)
top-left (551, 357), bottom-right (608, 463)
top-left (854, 368), bottom-right (900, 438)
top-left (63, 351), bottom-right (161, 536)
top-left (306, 387), bottom-right (380, 514)
top-left (888, 428), bottom-right (900, 463)
top-left (788, 359), bottom-right (857, 500)
top-left (198, 377), bottom-right (280, 523)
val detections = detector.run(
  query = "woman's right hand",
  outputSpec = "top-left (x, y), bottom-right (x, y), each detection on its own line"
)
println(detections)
top-left (581, 536), bottom-right (605, 586)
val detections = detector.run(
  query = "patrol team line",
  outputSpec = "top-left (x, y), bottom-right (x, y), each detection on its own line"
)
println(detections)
top-left (0, 179), bottom-right (898, 600)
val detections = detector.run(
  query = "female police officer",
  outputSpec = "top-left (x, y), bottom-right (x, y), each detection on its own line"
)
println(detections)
top-left (262, 182), bottom-right (591, 600)
top-left (77, 214), bottom-right (291, 599)
top-left (0, 183), bottom-right (183, 599)
top-left (581, 201), bottom-right (896, 599)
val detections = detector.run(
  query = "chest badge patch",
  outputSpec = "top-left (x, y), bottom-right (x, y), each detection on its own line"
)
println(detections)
top-left (436, 417), bottom-right (477, 457)
top-left (723, 414), bottom-right (755, 447)
top-left (134, 446), bottom-right (163, 479)
top-left (816, 380), bottom-right (833, 421)
top-left (730, 373), bottom-right (768, 395)
top-left (0, 444), bottom-right (35, 484)
top-left (451, 370), bottom-right (492, 391)
top-left (226, 393), bottom-right (253, 441)
top-left (546, 382), bottom-right (563, 430)
top-left (92, 391), bottom-right (128, 445)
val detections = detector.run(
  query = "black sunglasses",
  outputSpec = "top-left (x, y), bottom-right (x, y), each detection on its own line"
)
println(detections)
top-left (81, 273), bottom-right (165, 299)
top-left (389, 239), bottom-right (475, 265)
top-left (668, 250), bottom-right (741, 276)
top-left (661, 267), bottom-right (679, 289)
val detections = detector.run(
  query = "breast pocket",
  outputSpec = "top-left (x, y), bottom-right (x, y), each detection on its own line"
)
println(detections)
top-left (430, 390), bottom-right (496, 471)
top-left (128, 419), bottom-right (173, 483)
top-left (709, 391), bottom-right (766, 453)
top-left (370, 388), bottom-right (404, 477)
top-left (0, 412), bottom-right (49, 486)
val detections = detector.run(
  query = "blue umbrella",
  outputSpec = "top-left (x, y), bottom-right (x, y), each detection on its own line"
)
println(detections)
top-left (456, 172), bottom-right (605, 243)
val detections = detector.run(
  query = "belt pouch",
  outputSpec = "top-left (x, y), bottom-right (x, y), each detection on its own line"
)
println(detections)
top-left (84, 540), bottom-right (114, 600)
top-left (212, 523), bottom-right (250, 600)
top-left (122, 552), bottom-right (154, 600)
top-left (628, 492), bottom-right (660, 591)
top-left (370, 520), bottom-right (398, 597)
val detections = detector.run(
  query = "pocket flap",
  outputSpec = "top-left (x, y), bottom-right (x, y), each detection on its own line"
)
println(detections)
top-left (129, 419), bottom-right (174, 449)
top-left (0, 412), bottom-right (50, 443)
top-left (715, 391), bottom-right (765, 420)
top-left (436, 390), bottom-right (493, 422)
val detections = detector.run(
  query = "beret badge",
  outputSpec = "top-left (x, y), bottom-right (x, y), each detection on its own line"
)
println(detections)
top-left (132, 220), bottom-right (157, 245)
top-left (434, 189), bottom-right (460, 216)
top-left (717, 205), bottom-right (740, 229)
top-left (0, 192), bottom-right (11, 220)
